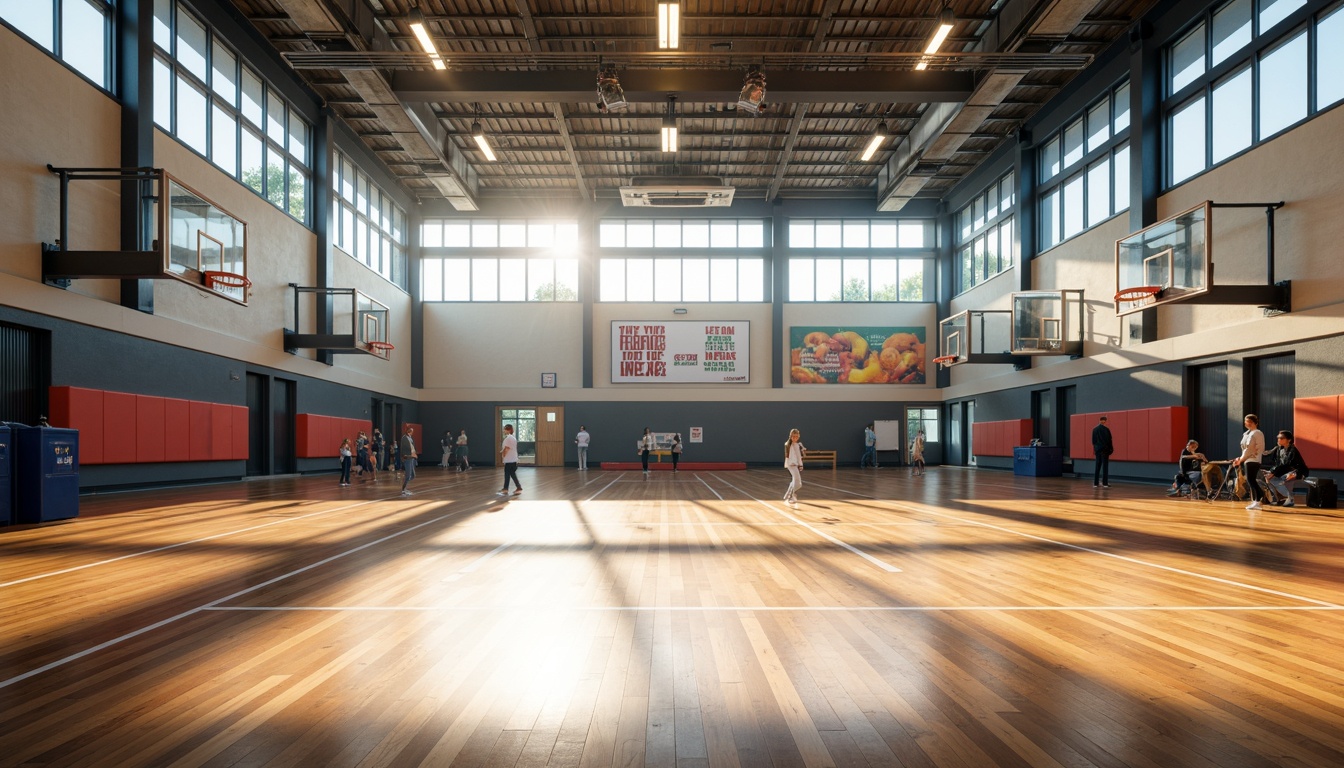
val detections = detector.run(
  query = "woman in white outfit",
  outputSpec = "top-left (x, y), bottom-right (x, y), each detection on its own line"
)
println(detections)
top-left (1232, 413), bottom-right (1268, 510)
top-left (784, 428), bottom-right (805, 504)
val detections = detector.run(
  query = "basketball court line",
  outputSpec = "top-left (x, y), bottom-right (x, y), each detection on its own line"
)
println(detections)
top-left (443, 540), bottom-right (517, 582)
top-left (710, 474), bottom-right (902, 573)
top-left (801, 475), bottom-right (1344, 609)
top-left (0, 507), bottom-right (471, 691)
top-left (0, 477), bottom-right (478, 589)
top-left (201, 604), bottom-right (1344, 613)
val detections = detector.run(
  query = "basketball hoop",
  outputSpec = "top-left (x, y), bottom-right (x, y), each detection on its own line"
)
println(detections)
top-left (1114, 285), bottom-right (1161, 310)
top-left (203, 271), bottom-right (252, 294)
top-left (367, 340), bottom-right (395, 357)
top-left (932, 355), bottom-right (959, 369)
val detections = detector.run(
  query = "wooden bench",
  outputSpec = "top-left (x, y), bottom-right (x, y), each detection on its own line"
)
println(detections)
top-left (801, 450), bottom-right (837, 469)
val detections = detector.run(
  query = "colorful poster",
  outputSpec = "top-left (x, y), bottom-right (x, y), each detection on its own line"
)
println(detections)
top-left (612, 321), bottom-right (750, 383)
top-left (789, 326), bottom-right (926, 384)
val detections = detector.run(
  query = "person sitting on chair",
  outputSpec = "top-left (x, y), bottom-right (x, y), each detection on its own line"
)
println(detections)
top-left (1264, 430), bottom-right (1309, 507)
top-left (1168, 440), bottom-right (1207, 496)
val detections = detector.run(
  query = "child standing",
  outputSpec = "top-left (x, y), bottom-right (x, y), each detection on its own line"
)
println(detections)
top-left (783, 429), bottom-right (805, 504)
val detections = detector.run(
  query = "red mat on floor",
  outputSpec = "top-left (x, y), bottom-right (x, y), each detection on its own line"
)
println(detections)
top-left (599, 462), bottom-right (747, 471)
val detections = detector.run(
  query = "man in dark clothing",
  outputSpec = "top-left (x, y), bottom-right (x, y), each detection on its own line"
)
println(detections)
top-left (1092, 416), bottom-right (1113, 488)
top-left (1265, 430), bottom-right (1309, 507)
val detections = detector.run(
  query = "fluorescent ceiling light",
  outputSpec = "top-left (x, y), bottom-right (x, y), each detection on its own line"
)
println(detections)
top-left (408, 7), bottom-right (447, 70)
top-left (924, 7), bottom-right (955, 55)
top-left (661, 114), bottom-right (678, 153)
top-left (658, 2), bottom-right (680, 49)
top-left (861, 123), bottom-right (888, 162)
top-left (472, 121), bottom-right (497, 162)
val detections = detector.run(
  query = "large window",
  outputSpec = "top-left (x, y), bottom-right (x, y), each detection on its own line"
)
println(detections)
top-left (599, 219), bottom-right (764, 249)
top-left (153, 0), bottom-right (310, 223)
top-left (955, 171), bottom-right (1016, 292)
top-left (421, 218), bottom-right (579, 301)
top-left (788, 258), bottom-right (927, 301)
top-left (599, 258), bottom-right (762, 302)
top-left (1038, 82), bottom-right (1130, 250)
top-left (1166, 0), bottom-right (1343, 186)
top-left (788, 219), bottom-right (927, 249)
top-left (1, 0), bottom-right (111, 89)
top-left (334, 150), bottom-right (407, 287)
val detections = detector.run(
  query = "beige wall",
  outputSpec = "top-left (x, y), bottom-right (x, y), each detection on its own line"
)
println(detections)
top-left (422, 301), bottom-right (584, 395)
top-left (0, 23), bottom-right (413, 398)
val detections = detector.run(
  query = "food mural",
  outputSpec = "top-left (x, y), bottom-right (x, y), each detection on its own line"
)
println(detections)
top-left (789, 326), bottom-right (926, 384)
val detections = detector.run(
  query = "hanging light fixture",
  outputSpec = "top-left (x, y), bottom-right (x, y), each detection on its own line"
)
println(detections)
top-left (657, 2), bottom-right (681, 49)
top-left (471, 121), bottom-right (497, 162)
top-left (407, 4), bottom-right (447, 70)
top-left (661, 96), bottom-right (679, 153)
top-left (737, 67), bottom-right (767, 114)
top-left (915, 6), bottom-right (955, 71)
top-left (596, 63), bottom-right (628, 112)
top-left (860, 122), bottom-right (888, 162)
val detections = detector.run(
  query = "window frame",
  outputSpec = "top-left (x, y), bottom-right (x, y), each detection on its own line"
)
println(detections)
top-left (1035, 81), bottom-right (1131, 253)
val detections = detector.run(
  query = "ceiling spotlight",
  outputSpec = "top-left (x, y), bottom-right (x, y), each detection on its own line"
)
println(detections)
top-left (737, 67), bottom-right (767, 114)
top-left (658, 2), bottom-right (681, 49)
top-left (916, 6), bottom-right (956, 70)
top-left (407, 5), bottom-right (447, 70)
top-left (661, 96), bottom-right (679, 153)
top-left (471, 121), bottom-right (497, 162)
top-left (860, 122), bottom-right (888, 162)
top-left (596, 63), bottom-right (628, 112)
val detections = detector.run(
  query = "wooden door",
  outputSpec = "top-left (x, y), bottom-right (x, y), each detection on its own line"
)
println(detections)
top-left (535, 406), bottom-right (565, 466)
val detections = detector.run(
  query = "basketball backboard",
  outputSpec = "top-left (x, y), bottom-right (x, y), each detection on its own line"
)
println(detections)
top-left (938, 309), bottom-right (1018, 366)
top-left (286, 285), bottom-right (392, 359)
top-left (1115, 201), bottom-right (1210, 315)
top-left (1011, 290), bottom-right (1084, 356)
top-left (164, 176), bottom-right (249, 304)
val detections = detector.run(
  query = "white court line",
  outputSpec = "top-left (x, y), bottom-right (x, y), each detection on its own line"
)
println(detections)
top-left (697, 475), bottom-right (725, 500)
top-left (0, 477), bottom-right (471, 590)
top-left (803, 476), bottom-right (1344, 609)
top-left (583, 476), bottom-right (622, 502)
top-left (711, 474), bottom-right (901, 573)
top-left (0, 508), bottom-right (467, 691)
top-left (203, 604), bottom-right (1344, 613)
top-left (443, 540), bottom-right (517, 582)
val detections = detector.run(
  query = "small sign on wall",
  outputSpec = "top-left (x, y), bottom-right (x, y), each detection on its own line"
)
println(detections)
top-left (689, 427), bottom-right (703, 443)
top-left (541, 372), bottom-right (557, 388)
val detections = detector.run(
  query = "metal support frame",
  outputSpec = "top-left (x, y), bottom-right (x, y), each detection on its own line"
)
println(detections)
top-left (283, 283), bottom-right (391, 357)
top-left (43, 166), bottom-right (163, 285)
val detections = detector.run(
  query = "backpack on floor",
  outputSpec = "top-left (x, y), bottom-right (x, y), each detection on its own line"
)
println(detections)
top-left (1306, 478), bottom-right (1337, 509)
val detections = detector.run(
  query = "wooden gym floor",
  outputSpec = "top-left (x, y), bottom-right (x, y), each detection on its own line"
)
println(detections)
top-left (2, 466), bottom-right (1343, 767)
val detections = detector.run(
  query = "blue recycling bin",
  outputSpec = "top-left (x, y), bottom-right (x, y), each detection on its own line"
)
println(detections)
top-left (1013, 445), bottom-right (1063, 477)
top-left (16, 427), bottom-right (80, 524)
top-left (0, 425), bottom-right (12, 526)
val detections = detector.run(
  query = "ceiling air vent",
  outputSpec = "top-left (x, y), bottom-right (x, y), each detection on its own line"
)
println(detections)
top-left (619, 177), bottom-right (736, 207)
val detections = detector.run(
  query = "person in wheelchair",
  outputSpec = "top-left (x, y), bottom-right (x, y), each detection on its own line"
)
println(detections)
top-left (1262, 430), bottom-right (1309, 507)
top-left (1167, 439), bottom-right (1207, 497)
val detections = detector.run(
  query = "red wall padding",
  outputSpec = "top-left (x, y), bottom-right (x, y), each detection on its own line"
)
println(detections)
top-left (1294, 395), bottom-right (1342, 471)
top-left (295, 414), bottom-right (374, 458)
top-left (50, 387), bottom-right (104, 464)
top-left (970, 419), bottom-right (1031, 456)
top-left (48, 387), bottom-right (249, 465)
top-left (1068, 407), bottom-right (1188, 463)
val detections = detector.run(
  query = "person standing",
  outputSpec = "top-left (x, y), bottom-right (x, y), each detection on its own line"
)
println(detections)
top-left (399, 424), bottom-right (418, 496)
top-left (861, 423), bottom-right (877, 468)
top-left (575, 425), bottom-right (591, 471)
top-left (671, 433), bottom-right (682, 472)
top-left (498, 424), bottom-right (522, 495)
top-left (457, 429), bottom-right (471, 471)
top-left (1232, 414), bottom-right (1268, 511)
top-left (783, 428), bottom-right (806, 504)
top-left (911, 430), bottom-right (926, 476)
top-left (338, 438), bottom-right (353, 487)
top-left (373, 429), bottom-right (387, 471)
top-left (1092, 416), bottom-right (1113, 488)
top-left (441, 430), bottom-right (454, 468)
top-left (639, 427), bottom-right (654, 477)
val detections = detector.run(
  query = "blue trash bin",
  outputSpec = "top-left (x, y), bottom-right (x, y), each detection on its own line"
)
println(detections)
top-left (1013, 445), bottom-right (1063, 477)
top-left (0, 425), bottom-right (12, 526)
top-left (16, 426), bottom-right (80, 524)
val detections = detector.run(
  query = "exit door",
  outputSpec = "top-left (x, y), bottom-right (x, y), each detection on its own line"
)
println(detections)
top-left (497, 406), bottom-right (565, 467)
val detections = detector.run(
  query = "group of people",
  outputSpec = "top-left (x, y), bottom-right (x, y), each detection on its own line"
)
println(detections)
top-left (439, 429), bottom-right (471, 471)
top-left (338, 425), bottom-right (419, 496)
top-left (636, 428), bottom-right (684, 476)
top-left (1090, 413), bottom-right (1311, 507)
top-left (861, 423), bottom-right (927, 474)
top-left (1166, 414), bottom-right (1309, 508)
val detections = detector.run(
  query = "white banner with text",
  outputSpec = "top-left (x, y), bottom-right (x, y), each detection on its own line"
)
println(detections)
top-left (611, 321), bottom-right (750, 383)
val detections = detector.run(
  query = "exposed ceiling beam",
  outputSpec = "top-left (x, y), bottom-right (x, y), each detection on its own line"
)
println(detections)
top-left (391, 69), bottom-right (975, 105)
top-left (551, 104), bottom-right (590, 200)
